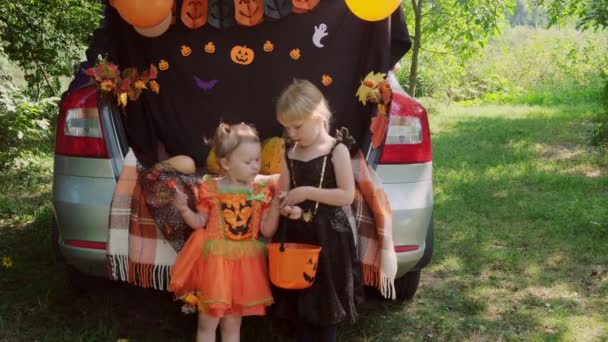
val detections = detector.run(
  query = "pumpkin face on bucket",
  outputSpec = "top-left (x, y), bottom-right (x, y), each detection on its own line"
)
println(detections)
top-left (302, 257), bottom-right (318, 284)
top-left (268, 242), bottom-right (321, 289)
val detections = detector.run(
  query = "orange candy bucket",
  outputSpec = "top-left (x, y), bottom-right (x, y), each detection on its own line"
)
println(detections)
top-left (268, 240), bottom-right (322, 290)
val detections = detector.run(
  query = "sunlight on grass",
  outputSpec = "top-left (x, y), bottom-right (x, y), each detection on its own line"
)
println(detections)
top-left (563, 315), bottom-right (608, 341)
top-left (434, 255), bottom-right (465, 272)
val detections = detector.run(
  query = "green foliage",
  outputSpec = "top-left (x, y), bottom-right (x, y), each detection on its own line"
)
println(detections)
top-left (0, 81), bottom-right (59, 169)
top-left (399, 25), bottom-right (608, 104)
top-left (533, 0), bottom-right (608, 30)
top-left (402, 0), bottom-right (516, 96)
top-left (0, 0), bottom-right (103, 98)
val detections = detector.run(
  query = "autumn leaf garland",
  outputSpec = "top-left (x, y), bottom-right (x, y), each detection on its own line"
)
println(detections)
top-left (86, 60), bottom-right (160, 110)
top-left (356, 71), bottom-right (392, 149)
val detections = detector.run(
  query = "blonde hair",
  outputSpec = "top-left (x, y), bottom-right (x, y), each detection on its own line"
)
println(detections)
top-left (211, 122), bottom-right (259, 160)
top-left (276, 79), bottom-right (332, 132)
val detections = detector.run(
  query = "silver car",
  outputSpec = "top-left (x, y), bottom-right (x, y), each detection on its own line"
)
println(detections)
top-left (52, 68), bottom-right (433, 301)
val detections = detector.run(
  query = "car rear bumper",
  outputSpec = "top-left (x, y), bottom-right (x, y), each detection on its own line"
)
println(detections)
top-left (52, 156), bottom-right (116, 276)
top-left (376, 162), bottom-right (434, 278)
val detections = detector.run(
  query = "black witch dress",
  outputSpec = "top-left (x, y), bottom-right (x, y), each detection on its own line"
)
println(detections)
top-left (271, 141), bottom-right (359, 326)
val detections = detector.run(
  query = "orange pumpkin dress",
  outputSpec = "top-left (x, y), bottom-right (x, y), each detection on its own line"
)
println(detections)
top-left (168, 175), bottom-right (277, 317)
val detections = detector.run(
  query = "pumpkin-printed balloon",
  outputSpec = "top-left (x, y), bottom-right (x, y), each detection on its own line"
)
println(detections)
top-left (234, 0), bottom-right (263, 27)
top-left (292, 0), bottom-right (319, 13)
top-left (208, 0), bottom-right (236, 29)
top-left (264, 0), bottom-right (292, 20)
top-left (261, 137), bottom-right (284, 174)
top-left (181, 0), bottom-right (208, 29)
top-left (230, 45), bottom-right (255, 65)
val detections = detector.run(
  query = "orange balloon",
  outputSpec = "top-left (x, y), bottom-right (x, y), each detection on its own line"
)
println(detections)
top-left (134, 12), bottom-right (172, 38)
top-left (114, 0), bottom-right (174, 28)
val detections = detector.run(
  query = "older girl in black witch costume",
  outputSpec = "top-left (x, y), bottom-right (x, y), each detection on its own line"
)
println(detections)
top-left (272, 79), bottom-right (360, 342)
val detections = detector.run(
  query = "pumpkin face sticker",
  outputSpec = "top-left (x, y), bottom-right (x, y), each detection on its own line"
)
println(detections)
top-left (234, 0), bottom-right (263, 27)
top-left (289, 48), bottom-right (301, 60)
top-left (264, 0), bottom-right (292, 20)
top-left (231, 45), bottom-right (255, 65)
top-left (181, 45), bottom-right (192, 56)
top-left (263, 40), bottom-right (274, 52)
top-left (204, 42), bottom-right (216, 53)
top-left (208, 0), bottom-right (236, 29)
top-left (158, 59), bottom-right (169, 71)
top-left (181, 0), bottom-right (208, 29)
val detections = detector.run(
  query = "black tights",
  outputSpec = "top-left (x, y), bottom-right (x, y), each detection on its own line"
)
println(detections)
top-left (296, 320), bottom-right (337, 342)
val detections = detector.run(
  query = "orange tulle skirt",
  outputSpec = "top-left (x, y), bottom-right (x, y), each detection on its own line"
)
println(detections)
top-left (169, 229), bottom-right (273, 317)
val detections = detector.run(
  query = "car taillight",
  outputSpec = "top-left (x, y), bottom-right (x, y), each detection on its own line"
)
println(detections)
top-left (55, 85), bottom-right (109, 158)
top-left (378, 92), bottom-right (432, 164)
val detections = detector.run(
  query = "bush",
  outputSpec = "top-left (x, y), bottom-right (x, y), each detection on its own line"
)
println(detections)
top-left (590, 66), bottom-right (608, 149)
top-left (0, 82), bottom-right (58, 169)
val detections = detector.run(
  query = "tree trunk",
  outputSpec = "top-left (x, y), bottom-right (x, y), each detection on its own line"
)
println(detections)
top-left (408, 0), bottom-right (423, 97)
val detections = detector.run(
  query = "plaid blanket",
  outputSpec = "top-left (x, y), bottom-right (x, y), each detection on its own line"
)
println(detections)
top-left (107, 150), bottom-right (396, 298)
top-left (350, 151), bottom-right (396, 299)
top-left (107, 149), bottom-right (177, 290)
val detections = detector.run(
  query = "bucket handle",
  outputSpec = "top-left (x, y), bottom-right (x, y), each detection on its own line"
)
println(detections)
top-left (278, 220), bottom-right (288, 252)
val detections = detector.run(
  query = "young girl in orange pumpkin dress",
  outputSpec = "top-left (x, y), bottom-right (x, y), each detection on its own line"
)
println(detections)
top-left (272, 79), bottom-right (361, 342)
top-left (168, 123), bottom-right (282, 342)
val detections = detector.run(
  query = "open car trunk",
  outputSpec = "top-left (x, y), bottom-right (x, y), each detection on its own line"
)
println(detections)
top-left (88, 0), bottom-right (411, 166)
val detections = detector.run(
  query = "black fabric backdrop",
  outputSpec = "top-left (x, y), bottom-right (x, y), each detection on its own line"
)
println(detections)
top-left (97, 0), bottom-right (410, 167)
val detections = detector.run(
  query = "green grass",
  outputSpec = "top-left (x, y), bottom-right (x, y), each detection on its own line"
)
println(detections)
top-left (1, 102), bottom-right (607, 341)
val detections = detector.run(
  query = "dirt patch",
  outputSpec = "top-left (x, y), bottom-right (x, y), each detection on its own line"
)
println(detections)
top-left (538, 143), bottom-right (585, 161)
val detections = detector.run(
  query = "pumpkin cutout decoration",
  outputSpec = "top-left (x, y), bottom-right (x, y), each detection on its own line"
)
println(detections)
top-left (260, 137), bottom-right (284, 174)
top-left (291, 0), bottom-right (319, 13)
top-left (181, 45), bottom-right (192, 56)
top-left (321, 74), bottom-right (332, 86)
top-left (289, 48), bottom-right (301, 60)
top-left (268, 241), bottom-right (321, 289)
top-left (264, 0), bottom-right (292, 20)
top-left (114, 0), bottom-right (174, 27)
top-left (181, 0), bottom-right (208, 29)
top-left (234, 0), bottom-right (264, 27)
top-left (204, 42), bottom-right (216, 53)
top-left (158, 59), bottom-right (170, 71)
top-left (263, 40), bottom-right (274, 52)
top-left (230, 45), bottom-right (255, 65)
top-left (208, 0), bottom-right (236, 29)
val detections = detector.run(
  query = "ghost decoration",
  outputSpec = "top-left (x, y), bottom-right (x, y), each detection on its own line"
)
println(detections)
top-left (208, 0), bottom-right (236, 29)
top-left (312, 23), bottom-right (328, 48)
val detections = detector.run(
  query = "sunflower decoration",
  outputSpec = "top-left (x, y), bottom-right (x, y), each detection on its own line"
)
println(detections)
top-left (86, 57), bottom-right (160, 111)
top-left (355, 71), bottom-right (393, 149)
